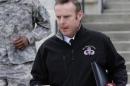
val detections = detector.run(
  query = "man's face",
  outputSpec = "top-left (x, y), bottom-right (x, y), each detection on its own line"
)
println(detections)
top-left (55, 2), bottom-right (83, 37)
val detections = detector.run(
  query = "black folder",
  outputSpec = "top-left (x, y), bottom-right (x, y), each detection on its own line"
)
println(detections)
top-left (91, 61), bottom-right (108, 86)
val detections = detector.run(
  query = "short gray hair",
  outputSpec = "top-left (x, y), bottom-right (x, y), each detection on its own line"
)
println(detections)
top-left (55, 0), bottom-right (82, 12)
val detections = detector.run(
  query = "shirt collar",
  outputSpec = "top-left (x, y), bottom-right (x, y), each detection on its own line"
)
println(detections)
top-left (64, 35), bottom-right (75, 45)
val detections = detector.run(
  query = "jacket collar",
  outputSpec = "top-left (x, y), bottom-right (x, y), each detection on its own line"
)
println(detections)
top-left (55, 30), bottom-right (64, 41)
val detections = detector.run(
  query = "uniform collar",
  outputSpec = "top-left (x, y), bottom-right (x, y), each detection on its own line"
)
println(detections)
top-left (0, 0), bottom-right (21, 3)
top-left (0, 0), bottom-right (8, 2)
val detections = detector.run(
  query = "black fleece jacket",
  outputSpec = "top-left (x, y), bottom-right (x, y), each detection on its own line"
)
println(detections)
top-left (30, 26), bottom-right (127, 86)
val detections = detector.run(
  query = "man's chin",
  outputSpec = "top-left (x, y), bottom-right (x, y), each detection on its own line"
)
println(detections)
top-left (63, 34), bottom-right (74, 38)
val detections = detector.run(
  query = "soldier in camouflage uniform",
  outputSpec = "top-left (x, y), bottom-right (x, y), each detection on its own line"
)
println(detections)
top-left (0, 0), bottom-right (51, 85)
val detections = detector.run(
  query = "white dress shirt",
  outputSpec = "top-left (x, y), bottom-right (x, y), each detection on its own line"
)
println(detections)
top-left (64, 36), bottom-right (75, 45)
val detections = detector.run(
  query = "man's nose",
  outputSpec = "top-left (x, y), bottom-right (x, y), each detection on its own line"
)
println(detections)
top-left (59, 17), bottom-right (65, 24)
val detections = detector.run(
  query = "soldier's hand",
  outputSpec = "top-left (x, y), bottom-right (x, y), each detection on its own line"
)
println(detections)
top-left (13, 36), bottom-right (29, 50)
top-left (106, 83), bottom-right (116, 86)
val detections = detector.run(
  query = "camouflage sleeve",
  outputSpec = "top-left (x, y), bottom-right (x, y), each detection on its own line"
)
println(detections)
top-left (26, 0), bottom-right (51, 44)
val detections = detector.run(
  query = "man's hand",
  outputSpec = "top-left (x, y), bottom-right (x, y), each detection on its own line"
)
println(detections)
top-left (13, 36), bottom-right (29, 50)
top-left (106, 83), bottom-right (116, 86)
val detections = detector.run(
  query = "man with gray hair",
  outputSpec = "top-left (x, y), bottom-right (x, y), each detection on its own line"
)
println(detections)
top-left (0, 0), bottom-right (51, 85)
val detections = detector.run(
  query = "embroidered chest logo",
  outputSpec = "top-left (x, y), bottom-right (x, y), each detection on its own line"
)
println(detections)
top-left (82, 45), bottom-right (96, 56)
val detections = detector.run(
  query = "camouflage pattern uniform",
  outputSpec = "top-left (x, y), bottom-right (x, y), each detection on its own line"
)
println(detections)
top-left (0, 0), bottom-right (51, 85)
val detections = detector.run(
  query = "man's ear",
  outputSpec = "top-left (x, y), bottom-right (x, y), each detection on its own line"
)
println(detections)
top-left (77, 10), bottom-right (84, 20)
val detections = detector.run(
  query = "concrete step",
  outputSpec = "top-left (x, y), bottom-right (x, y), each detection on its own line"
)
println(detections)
top-left (108, 0), bottom-right (130, 3)
top-left (106, 0), bottom-right (130, 2)
top-left (104, 9), bottom-right (130, 14)
top-left (82, 23), bottom-right (130, 32)
top-left (119, 52), bottom-right (130, 62)
top-left (102, 31), bottom-right (130, 41)
top-left (113, 42), bottom-right (130, 51)
top-left (125, 63), bottom-right (130, 84)
top-left (128, 73), bottom-right (130, 84)
top-left (127, 71), bottom-right (130, 83)
top-left (108, 2), bottom-right (130, 9)
top-left (126, 62), bottom-right (130, 72)
top-left (83, 14), bottom-right (130, 23)
top-left (127, 84), bottom-right (130, 86)
top-left (104, 0), bottom-right (130, 13)
top-left (108, 1), bottom-right (130, 4)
